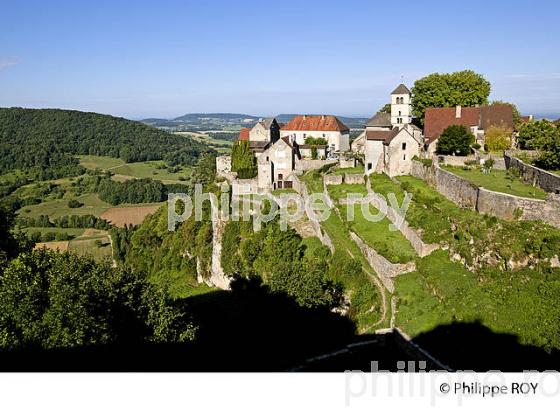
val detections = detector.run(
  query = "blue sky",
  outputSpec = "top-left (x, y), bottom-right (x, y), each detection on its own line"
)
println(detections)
top-left (1, 0), bottom-right (559, 119)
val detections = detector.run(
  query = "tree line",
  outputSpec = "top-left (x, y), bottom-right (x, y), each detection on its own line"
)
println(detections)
top-left (0, 107), bottom-right (213, 179)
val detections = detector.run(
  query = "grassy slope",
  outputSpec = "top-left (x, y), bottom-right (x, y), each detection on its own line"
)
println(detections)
top-left (339, 204), bottom-right (416, 264)
top-left (78, 155), bottom-right (192, 183)
top-left (302, 171), bottom-right (389, 331)
top-left (18, 193), bottom-right (112, 218)
top-left (442, 165), bottom-right (547, 199)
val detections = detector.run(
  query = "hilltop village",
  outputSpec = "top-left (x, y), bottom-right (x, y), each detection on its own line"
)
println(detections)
top-left (216, 84), bottom-right (516, 192)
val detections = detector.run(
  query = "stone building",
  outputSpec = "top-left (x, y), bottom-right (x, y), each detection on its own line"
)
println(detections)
top-left (364, 127), bottom-right (422, 177)
top-left (353, 83), bottom-right (423, 177)
top-left (238, 118), bottom-right (281, 157)
top-left (280, 115), bottom-right (350, 153)
top-left (257, 137), bottom-right (299, 190)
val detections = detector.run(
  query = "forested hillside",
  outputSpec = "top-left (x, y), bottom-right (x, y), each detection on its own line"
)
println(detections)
top-left (0, 108), bottom-right (212, 179)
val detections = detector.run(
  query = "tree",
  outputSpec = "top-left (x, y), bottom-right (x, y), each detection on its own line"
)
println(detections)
top-left (231, 140), bottom-right (257, 179)
top-left (484, 126), bottom-right (512, 152)
top-left (517, 120), bottom-right (557, 150)
top-left (436, 125), bottom-right (475, 156)
top-left (68, 199), bottom-right (83, 208)
top-left (411, 70), bottom-right (491, 122)
top-left (0, 250), bottom-right (195, 350)
top-left (378, 103), bottom-right (391, 114)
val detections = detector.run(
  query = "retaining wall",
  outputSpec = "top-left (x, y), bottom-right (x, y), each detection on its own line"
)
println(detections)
top-left (349, 232), bottom-right (415, 293)
top-left (504, 152), bottom-right (560, 194)
top-left (324, 174), bottom-right (343, 185)
top-left (345, 173), bottom-right (365, 184)
top-left (295, 159), bottom-right (337, 172)
top-left (411, 161), bottom-right (560, 228)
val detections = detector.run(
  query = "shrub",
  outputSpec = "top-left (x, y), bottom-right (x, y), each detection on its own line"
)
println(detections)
top-left (304, 137), bottom-right (327, 146)
top-left (485, 125), bottom-right (512, 152)
top-left (311, 147), bottom-right (318, 159)
top-left (436, 125), bottom-right (475, 156)
top-left (472, 143), bottom-right (481, 150)
top-left (67, 199), bottom-right (83, 208)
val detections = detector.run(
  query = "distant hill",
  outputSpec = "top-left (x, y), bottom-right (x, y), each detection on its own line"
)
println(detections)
top-left (0, 108), bottom-right (212, 179)
top-left (142, 113), bottom-right (368, 131)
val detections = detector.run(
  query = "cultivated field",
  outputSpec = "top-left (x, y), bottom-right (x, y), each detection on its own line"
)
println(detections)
top-left (100, 203), bottom-right (163, 227)
top-left (34, 228), bottom-right (113, 262)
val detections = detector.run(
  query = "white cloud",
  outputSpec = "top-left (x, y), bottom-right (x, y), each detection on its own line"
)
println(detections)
top-left (0, 59), bottom-right (19, 70)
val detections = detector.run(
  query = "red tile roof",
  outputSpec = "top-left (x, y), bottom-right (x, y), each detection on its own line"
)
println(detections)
top-left (281, 115), bottom-right (349, 132)
top-left (238, 128), bottom-right (250, 141)
top-left (424, 105), bottom-right (513, 143)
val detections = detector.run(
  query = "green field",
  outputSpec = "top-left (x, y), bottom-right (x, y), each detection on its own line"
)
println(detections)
top-left (78, 155), bottom-right (192, 183)
top-left (330, 165), bottom-right (365, 175)
top-left (302, 170), bottom-right (389, 331)
top-left (77, 155), bottom-right (125, 170)
top-left (175, 132), bottom-right (233, 154)
top-left (442, 165), bottom-right (547, 199)
top-left (327, 183), bottom-right (368, 201)
top-left (68, 232), bottom-right (112, 262)
top-left (18, 193), bottom-right (112, 218)
top-left (340, 204), bottom-right (416, 263)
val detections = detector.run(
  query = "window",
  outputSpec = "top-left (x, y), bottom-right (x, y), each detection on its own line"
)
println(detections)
top-left (367, 163), bottom-right (372, 170)
top-left (403, 155), bottom-right (406, 160)
top-left (278, 173), bottom-right (283, 180)
top-left (402, 142), bottom-right (406, 150)
top-left (398, 111), bottom-right (401, 116)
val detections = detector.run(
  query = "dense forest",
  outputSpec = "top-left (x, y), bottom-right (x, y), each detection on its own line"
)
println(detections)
top-left (0, 108), bottom-right (213, 179)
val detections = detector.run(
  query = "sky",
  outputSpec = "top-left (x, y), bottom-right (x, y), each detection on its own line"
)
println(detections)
top-left (1, 0), bottom-right (559, 119)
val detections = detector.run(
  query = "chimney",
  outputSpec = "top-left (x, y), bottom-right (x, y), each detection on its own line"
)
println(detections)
top-left (321, 115), bottom-right (325, 120)
top-left (302, 115), bottom-right (306, 120)
top-left (455, 106), bottom-right (462, 119)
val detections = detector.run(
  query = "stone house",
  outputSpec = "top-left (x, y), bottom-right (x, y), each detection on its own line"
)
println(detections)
top-left (354, 83), bottom-right (423, 177)
top-left (238, 118), bottom-right (281, 157)
top-left (423, 104), bottom-right (514, 154)
top-left (257, 137), bottom-right (299, 190)
top-left (280, 115), bottom-right (350, 153)
top-left (365, 126), bottom-right (422, 177)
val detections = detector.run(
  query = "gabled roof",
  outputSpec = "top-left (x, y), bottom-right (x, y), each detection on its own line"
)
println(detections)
top-left (391, 83), bottom-right (411, 95)
top-left (238, 128), bottom-right (250, 141)
top-left (366, 128), bottom-right (400, 145)
top-left (259, 118), bottom-right (277, 130)
top-left (366, 112), bottom-right (392, 127)
top-left (281, 136), bottom-right (294, 149)
top-left (281, 115), bottom-right (349, 132)
top-left (423, 105), bottom-right (514, 143)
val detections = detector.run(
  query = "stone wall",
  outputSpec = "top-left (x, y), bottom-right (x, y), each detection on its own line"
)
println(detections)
top-left (339, 156), bottom-right (356, 168)
top-left (216, 155), bottom-right (231, 175)
top-left (295, 159), bottom-right (337, 172)
top-left (411, 162), bottom-right (560, 228)
top-left (477, 188), bottom-right (560, 227)
top-left (504, 151), bottom-right (560, 194)
top-left (437, 155), bottom-right (472, 167)
top-left (344, 184), bottom-right (439, 258)
top-left (434, 167), bottom-right (479, 209)
top-left (344, 173), bottom-right (364, 184)
top-left (232, 178), bottom-right (258, 195)
top-left (349, 232), bottom-right (415, 293)
top-left (324, 174), bottom-right (343, 185)
top-left (298, 176), bottom-right (334, 253)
